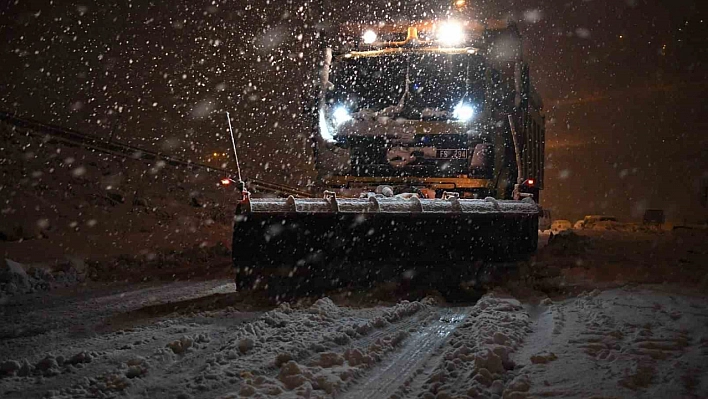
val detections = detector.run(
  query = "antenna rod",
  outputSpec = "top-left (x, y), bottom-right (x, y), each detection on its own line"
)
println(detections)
top-left (226, 111), bottom-right (242, 182)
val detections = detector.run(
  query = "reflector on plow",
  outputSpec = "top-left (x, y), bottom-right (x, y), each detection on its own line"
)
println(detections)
top-left (232, 193), bottom-right (539, 294)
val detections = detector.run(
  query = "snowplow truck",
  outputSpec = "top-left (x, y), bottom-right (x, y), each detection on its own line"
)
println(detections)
top-left (233, 11), bottom-right (545, 293)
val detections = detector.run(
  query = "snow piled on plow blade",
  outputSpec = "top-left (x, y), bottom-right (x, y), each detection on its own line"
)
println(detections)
top-left (244, 196), bottom-right (540, 215)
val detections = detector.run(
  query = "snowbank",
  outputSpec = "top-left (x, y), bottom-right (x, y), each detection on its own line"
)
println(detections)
top-left (0, 258), bottom-right (85, 298)
top-left (414, 294), bottom-right (531, 398)
top-left (544, 230), bottom-right (593, 256)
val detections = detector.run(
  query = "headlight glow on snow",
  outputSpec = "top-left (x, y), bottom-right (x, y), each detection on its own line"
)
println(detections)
top-left (453, 102), bottom-right (475, 122)
top-left (332, 106), bottom-right (352, 126)
top-left (362, 30), bottom-right (377, 44)
top-left (437, 21), bottom-right (465, 46)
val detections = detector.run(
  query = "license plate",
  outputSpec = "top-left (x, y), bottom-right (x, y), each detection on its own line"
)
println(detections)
top-left (435, 149), bottom-right (468, 159)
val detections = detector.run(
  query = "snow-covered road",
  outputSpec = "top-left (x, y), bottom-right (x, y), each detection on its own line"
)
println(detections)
top-left (2, 228), bottom-right (708, 398)
top-left (515, 287), bottom-right (708, 398)
top-left (0, 281), bottom-right (526, 399)
top-left (0, 280), bottom-right (243, 356)
top-left (2, 279), bottom-right (705, 398)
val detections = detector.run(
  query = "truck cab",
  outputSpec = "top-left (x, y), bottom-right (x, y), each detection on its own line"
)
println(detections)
top-left (312, 16), bottom-right (545, 201)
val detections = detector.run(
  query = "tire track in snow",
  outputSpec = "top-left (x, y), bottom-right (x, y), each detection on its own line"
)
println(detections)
top-left (170, 299), bottom-right (436, 399)
top-left (341, 307), bottom-right (471, 399)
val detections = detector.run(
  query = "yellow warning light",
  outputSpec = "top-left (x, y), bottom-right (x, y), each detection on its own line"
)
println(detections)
top-left (213, 152), bottom-right (219, 157)
top-left (437, 21), bottom-right (465, 46)
top-left (454, 0), bottom-right (466, 8)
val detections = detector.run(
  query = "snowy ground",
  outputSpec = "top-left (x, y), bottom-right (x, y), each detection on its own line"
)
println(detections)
top-left (516, 287), bottom-right (708, 398)
top-left (2, 122), bottom-right (708, 398)
top-left (0, 228), bottom-right (706, 399)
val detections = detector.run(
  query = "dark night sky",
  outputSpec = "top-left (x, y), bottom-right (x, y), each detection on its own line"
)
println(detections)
top-left (1, 0), bottom-right (706, 222)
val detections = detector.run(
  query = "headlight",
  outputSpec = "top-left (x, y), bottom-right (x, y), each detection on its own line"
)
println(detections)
top-left (437, 21), bottom-right (465, 46)
top-left (332, 106), bottom-right (352, 126)
top-left (453, 102), bottom-right (475, 122)
top-left (362, 30), bottom-right (377, 44)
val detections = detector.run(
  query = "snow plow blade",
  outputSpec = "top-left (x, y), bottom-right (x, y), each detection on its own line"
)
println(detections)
top-left (232, 195), bottom-right (539, 293)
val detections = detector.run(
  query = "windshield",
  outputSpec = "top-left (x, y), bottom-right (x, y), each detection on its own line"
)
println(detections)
top-left (327, 53), bottom-right (485, 118)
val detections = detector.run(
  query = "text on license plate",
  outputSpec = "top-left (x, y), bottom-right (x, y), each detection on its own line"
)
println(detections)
top-left (436, 149), bottom-right (468, 159)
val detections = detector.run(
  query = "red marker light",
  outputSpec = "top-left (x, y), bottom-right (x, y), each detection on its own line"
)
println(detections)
top-left (220, 178), bottom-right (231, 185)
top-left (527, 179), bottom-right (535, 186)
